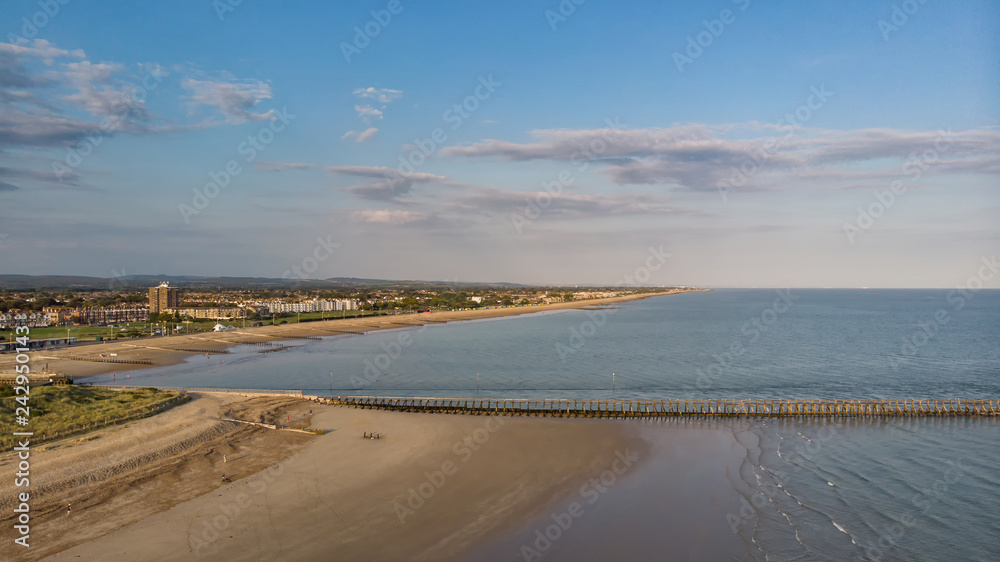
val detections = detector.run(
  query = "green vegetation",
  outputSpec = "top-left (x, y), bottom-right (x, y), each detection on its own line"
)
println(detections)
top-left (0, 386), bottom-right (188, 448)
top-left (2, 322), bottom-right (160, 342)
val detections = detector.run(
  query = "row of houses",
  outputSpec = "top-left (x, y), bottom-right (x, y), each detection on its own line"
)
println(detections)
top-left (74, 306), bottom-right (149, 325)
top-left (0, 311), bottom-right (52, 329)
top-left (1, 298), bottom-right (365, 328)
top-left (2, 307), bottom-right (152, 329)
top-left (165, 307), bottom-right (251, 320)
top-left (254, 299), bottom-right (361, 314)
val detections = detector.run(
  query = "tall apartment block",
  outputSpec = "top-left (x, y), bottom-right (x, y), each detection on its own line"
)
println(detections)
top-left (148, 282), bottom-right (180, 313)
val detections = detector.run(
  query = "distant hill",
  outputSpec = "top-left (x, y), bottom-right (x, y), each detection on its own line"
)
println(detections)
top-left (0, 274), bottom-right (527, 291)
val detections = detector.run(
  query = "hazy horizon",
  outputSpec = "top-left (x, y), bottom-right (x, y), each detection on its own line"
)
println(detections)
top-left (5, 272), bottom-right (1000, 291)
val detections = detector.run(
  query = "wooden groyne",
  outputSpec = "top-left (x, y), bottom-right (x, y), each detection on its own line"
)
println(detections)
top-left (64, 356), bottom-right (153, 365)
top-left (85, 387), bottom-right (1000, 418)
top-left (321, 396), bottom-right (1000, 418)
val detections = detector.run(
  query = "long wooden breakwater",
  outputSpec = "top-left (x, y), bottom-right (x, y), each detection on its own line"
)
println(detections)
top-left (322, 396), bottom-right (1000, 418)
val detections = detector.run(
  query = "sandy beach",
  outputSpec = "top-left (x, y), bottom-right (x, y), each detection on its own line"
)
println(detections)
top-left (0, 392), bottom-right (753, 562)
top-left (24, 400), bottom-right (647, 561)
top-left (0, 290), bottom-right (703, 379)
top-left (0, 393), bottom-right (316, 561)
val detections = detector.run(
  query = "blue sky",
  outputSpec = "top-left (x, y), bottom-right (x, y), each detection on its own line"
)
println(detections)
top-left (0, 0), bottom-right (997, 287)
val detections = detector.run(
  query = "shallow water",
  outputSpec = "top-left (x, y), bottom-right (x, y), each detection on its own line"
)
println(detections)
top-left (95, 289), bottom-right (1000, 401)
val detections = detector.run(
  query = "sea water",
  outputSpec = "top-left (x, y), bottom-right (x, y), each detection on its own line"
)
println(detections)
top-left (91, 289), bottom-right (1000, 560)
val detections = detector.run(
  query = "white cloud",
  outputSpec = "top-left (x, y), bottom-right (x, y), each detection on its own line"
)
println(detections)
top-left (182, 76), bottom-right (274, 123)
top-left (443, 125), bottom-right (1000, 192)
top-left (355, 127), bottom-right (378, 142)
top-left (254, 161), bottom-right (315, 172)
top-left (326, 165), bottom-right (449, 202)
top-left (354, 104), bottom-right (382, 121)
top-left (325, 165), bottom-right (445, 183)
top-left (61, 61), bottom-right (150, 123)
top-left (351, 209), bottom-right (427, 224)
top-left (352, 87), bottom-right (402, 105)
top-left (0, 39), bottom-right (85, 65)
top-left (451, 186), bottom-right (678, 218)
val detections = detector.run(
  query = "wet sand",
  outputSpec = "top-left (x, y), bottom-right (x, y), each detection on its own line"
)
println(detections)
top-left (466, 419), bottom-right (751, 561)
top-left (1, 290), bottom-right (703, 379)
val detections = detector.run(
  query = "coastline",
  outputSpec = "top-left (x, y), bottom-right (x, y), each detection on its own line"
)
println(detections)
top-left (2, 287), bottom-right (753, 562)
top-left (4, 289), bottom-right (706, 379)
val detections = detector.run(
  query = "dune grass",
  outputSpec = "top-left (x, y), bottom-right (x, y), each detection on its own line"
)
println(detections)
top-left (0, 386), bottom-right (188, 449)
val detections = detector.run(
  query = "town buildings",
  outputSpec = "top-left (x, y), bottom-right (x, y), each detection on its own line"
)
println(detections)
top-left (148, 282), bottom-right (180, 313)
top-left (258, 298), bottom-right (360, 314)
top-left (75, 306), bottom-right (149, 325)
top-left (0, 311), bottom-right (51, 329)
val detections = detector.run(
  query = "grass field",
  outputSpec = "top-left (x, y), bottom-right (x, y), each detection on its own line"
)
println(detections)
top-left (0, 386), bottom-right (188, 448)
